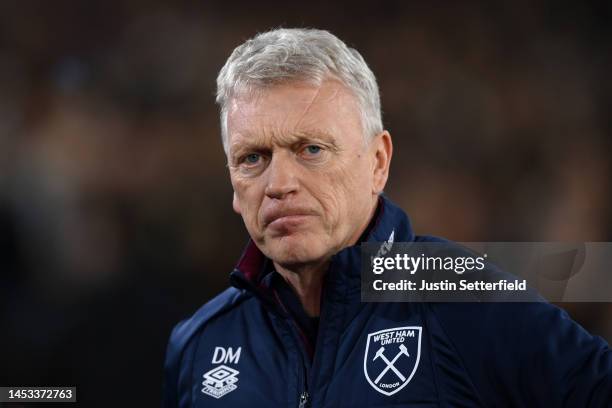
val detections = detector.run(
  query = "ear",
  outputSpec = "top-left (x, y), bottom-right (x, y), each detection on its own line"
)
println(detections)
top-left (371, 130), bottom-right (393, 194)
top-left (232, 191), bottom-right (242, 214)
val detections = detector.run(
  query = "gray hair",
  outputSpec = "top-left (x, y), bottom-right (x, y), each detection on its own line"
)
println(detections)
top-left (216, 28), bottom-right (383, 153)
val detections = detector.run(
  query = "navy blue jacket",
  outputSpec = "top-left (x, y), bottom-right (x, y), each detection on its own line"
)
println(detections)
top-left (163, 196), bottom-right (612, 407)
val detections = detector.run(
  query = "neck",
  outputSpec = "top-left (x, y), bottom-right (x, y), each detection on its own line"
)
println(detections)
top-left (274, 261), bottom-right (327, 317)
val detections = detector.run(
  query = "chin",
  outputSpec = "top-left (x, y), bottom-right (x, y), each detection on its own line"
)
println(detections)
top-left (264, 235), bottom-right (329, 267)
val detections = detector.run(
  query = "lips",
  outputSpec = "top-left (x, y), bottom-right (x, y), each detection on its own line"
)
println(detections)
top-left (262, 207), bottom-right (317, 228)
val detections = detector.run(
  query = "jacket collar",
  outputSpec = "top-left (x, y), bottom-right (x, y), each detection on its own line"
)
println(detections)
top-left (229, 195), bottom-right (415, 294)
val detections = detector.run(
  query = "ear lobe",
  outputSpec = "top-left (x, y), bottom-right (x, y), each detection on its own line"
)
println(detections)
top-left (232, 192), bottom-right (242, 214)
top-left (372, 131), bottom-right (393, 194)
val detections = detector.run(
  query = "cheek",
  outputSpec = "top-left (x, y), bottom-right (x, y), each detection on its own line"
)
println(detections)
top-left (315, 162), bottom-right (371, 226)
top-left (232, 179), bottom-right (263, 229)
top-left (336, 157), bottom-right (371, 196)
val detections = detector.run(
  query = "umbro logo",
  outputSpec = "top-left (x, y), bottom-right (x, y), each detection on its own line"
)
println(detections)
top-left (202, 346), bottom-right (242, 399)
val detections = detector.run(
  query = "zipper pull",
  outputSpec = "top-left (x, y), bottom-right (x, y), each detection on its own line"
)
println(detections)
top-left (298, 391), bottom-right (310, 408)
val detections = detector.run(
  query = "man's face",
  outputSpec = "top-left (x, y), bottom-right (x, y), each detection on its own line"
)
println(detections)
top-left (226, 80), bottom-right (390, 268)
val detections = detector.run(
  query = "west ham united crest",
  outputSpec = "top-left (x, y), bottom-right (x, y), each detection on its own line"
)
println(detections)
top-left (363, 326), bottom-right (422, 396)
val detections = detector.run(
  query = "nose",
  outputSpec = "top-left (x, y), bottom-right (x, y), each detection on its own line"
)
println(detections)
top-left (264, 151), bottom-right (299, 199)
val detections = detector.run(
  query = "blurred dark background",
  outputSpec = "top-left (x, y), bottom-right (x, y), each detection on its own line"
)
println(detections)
top-left (0, 1), bottom-right (611, 406)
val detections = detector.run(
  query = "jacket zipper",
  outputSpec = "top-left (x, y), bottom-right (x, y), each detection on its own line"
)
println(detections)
top-left (293, 321), bottom-right (312, 407)
top-left (294, 256), bottom-right (337, 408)
top-left (298, 391), bottom-right (310, 408)
top-left (272, 289), bottom-right (313, 408)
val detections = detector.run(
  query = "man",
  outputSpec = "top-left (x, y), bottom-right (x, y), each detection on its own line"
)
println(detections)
top-left (164, 28), bottom-right (611, 407)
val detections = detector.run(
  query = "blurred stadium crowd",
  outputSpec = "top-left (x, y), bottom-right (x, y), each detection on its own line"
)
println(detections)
top-left (0, 1), bottom-right (610, 406)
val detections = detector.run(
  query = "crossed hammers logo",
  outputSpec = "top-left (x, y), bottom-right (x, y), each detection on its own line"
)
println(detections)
top-left (373, 344), bottom-right (410, 384)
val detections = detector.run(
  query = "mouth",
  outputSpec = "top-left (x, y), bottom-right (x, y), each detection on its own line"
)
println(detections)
top-left (262, 208), bottom-right (317, 230)
top-left (268, 214), bottom-right (314, 229)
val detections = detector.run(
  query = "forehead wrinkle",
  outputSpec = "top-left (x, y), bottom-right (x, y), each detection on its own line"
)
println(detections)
top-left (293, 82), bottom-right (346, 141)
top-left (264, 127), bottom-right (308, 149)
top-left (293, 127), bottom-right (336, 144)
top-left (293, 84), bottom-right (325, 131)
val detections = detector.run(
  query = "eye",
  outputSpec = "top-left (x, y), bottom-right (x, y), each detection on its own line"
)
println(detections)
top-left (244, 153), bottom-right (261, 164)
top-left (305, 145), bottom-right (322, 155)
